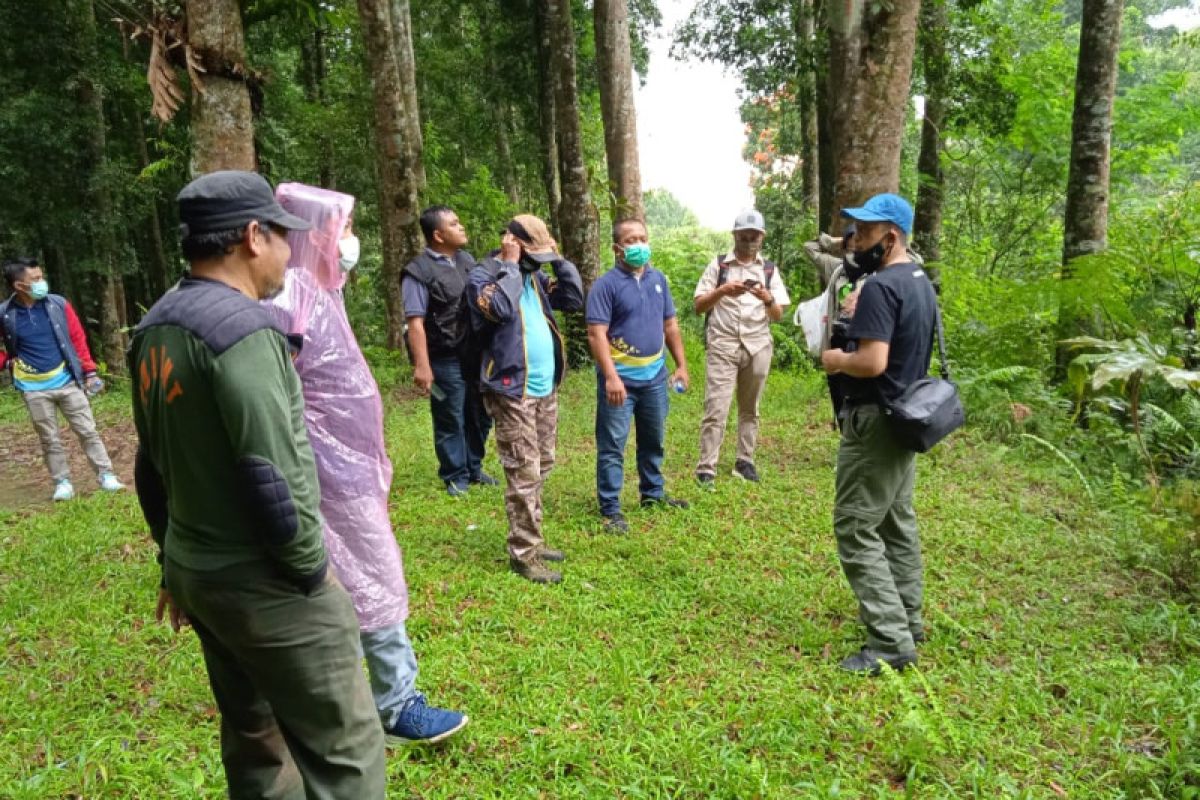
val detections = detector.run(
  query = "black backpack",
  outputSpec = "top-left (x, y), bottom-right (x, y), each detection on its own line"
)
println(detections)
top-left (703, 255), bottom-right (776, 346)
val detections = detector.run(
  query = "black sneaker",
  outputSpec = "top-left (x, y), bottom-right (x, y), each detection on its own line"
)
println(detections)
top-left (536, 546), bottom-right (566, 562)
top-left (446, 482), bottom-right (469, 498)
top-left (601, 513), bottom-right (629, 534)
top-left (470, 472), bottom-right (499, 486)
top-left (732, 460), bottom-right (760, 482)
top-left (839, 646), bottom-right (917, 676)
top-left (695, 472), bottom-right (715, 491)
top-left (912, 628), bottom-right (927, 645)
top-left (640, 495), bottom-right (690, 510)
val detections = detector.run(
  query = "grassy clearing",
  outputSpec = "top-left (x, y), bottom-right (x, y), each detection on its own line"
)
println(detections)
top-left (1, 338), bottom-right (1198, 798)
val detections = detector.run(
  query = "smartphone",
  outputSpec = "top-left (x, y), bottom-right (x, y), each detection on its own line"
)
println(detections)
top-left (743, 279), bottom-right (761, 290)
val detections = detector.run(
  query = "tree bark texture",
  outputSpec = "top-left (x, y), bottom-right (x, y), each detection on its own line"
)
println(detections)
top-left (793, 0), bottom-right (819, 214)
top-left (826, 0), bottom-right (921, 232)
top-left (594, 0), bottom-right (644, 221)
top-left (1057, 0), bottom-right (1125, 359)
top-left (535, 0), bottom-right (563, 233)
top-left (389, 0), bottom-right (426, 192)
top-left (547, 0), bottom-right (601, 285)
top-left (913, 0), bottom-right (949, 262)
top-left (185, 0), bottom-right (255, 175)
top-left (358, 0), bottom-right (423, 352)
top-left (78, 0), bottom-right (126, 372)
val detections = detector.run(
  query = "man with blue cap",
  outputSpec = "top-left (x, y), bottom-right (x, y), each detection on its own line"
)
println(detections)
top-left (819, 193), bottom-right (938, 676)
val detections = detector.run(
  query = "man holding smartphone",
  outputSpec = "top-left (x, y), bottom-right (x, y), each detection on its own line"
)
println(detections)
top-left (692, 209), bottom-right (791, 486)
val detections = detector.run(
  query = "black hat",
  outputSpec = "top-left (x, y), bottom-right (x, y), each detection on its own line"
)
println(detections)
top-left (177, 170), bottom-right (311, 237)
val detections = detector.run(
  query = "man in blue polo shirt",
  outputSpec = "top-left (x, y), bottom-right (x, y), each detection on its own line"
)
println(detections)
top-left (586, 219), bottom-right (690, 533)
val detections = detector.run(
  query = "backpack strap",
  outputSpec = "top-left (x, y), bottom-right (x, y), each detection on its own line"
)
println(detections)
top-left (715, 255), bottom-right (729, 288)
top-left (763, 260), bottom-right (776, 289)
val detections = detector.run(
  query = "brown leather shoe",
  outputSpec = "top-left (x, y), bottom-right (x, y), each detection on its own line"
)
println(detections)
top-left (509, 557), bottom-right (562, 584)
top-left (536, 546), bottom-right (565, 562)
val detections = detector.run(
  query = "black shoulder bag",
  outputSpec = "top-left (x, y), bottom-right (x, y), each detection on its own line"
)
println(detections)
top-left (882, 302), bottom-right (964, 453)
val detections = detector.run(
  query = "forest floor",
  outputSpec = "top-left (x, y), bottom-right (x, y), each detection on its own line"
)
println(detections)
top-left (1, 340), bottom-right (1197, 799)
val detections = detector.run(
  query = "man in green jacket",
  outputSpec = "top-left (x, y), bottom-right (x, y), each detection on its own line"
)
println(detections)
top-left (130, 171), bottom-right (385, 799)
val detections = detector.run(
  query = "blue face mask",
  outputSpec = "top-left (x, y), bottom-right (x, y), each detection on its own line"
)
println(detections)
top-left (621, 243), bottom-right (651, 268)
top-left (29, 279), bottom-right (49, 300)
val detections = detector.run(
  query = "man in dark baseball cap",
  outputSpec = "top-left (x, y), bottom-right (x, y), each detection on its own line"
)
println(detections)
top-left (130, 168), bottom-right (387, 796)
top-left (177, 170), bottom-right (312, 236)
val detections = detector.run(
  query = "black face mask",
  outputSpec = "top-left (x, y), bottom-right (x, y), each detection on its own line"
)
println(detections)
top-left (519, 254), bottom-right (542, 274)
top-left (847, 234), bottom-right (894, 278)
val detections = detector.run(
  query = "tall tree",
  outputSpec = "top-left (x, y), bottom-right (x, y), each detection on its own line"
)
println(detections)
top-left (357, 0), bottom-right (423, 351)
top-left (594, 0), bottom-right (644, 221)
top-left (547, 0), bottom-right (601, 284)
top-left (389, 0), bottom-right (425, 191)
top-left (913, 0), bottom-right (949, 261)
top-left (77, 0), bottom-right (126, 372)
top-left (185, 0), bottom-right (255, 174)
top-left (793, 0), bottom-right (819, 214)
top-left (826, 0), bottom-right (921, 227)
top-left (1057, 0), bottom-right (1126, 361)
top-left (535, 0), bottom-right (563, 233)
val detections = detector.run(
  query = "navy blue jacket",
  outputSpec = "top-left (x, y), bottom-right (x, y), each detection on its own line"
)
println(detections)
top-left (466, 256), bottom-right (585, 398)
top-left (0, 294), bottom-right (95, 387)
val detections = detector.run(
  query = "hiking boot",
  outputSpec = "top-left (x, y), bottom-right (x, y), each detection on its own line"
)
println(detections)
top-left (384, 693), bottom-right (468, 746)
top-left (52, 479), bottom-right (75, 502)
top-left (446, 482), bottom-right (469, 498)
top-left (99, 472), bottom-right (125, 492)
top-left (839, 646), bottom-right (917, 676)
top-left (470, 472), bottom-right (499, 487)
top-left (601, 513), bottom-right (629, 534)
top-left (640, 495), bottom-right (690, 510)
top-left (509, 557), bottom-right (562, 584)
top-left (695, 472), bottom-right (715, 491)
top-left (732, 460), bottom-right (760, 482)
top-left (536, 546), bottom-right (565, 562)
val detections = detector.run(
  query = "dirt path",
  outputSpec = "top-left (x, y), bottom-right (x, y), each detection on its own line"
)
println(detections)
top-left (0, 415), bottom-right (137, 510)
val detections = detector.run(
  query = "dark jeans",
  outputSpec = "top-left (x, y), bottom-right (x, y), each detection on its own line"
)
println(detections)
top-left (595, 373), bottom-right (668, 516)
top-left (430, 357), bottom-right (492, 487)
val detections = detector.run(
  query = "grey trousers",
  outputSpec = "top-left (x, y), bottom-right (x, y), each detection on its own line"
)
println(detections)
top-left (23, 385), bottom-right (112, 481)
top-left (833, 403), bottom-right (923, 654)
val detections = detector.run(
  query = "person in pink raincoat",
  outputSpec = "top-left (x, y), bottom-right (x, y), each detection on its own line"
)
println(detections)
top-left (267, 182), bottom-right (467, 745)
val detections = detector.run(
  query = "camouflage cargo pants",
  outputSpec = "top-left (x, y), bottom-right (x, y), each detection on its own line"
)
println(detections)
top-left (482, 391), bottom-right (558, 562)
top-left (833, 402), bottom-right (923, 655)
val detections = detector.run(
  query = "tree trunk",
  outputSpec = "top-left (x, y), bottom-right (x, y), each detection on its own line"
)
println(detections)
top-left (388, 0), bottom-right (426, 192)
top-left (358, 0), bottom-right (423, 352)
top-left (535, 0), bottom-right (563, 232)
top-left (78, 0), bottom-right (126, 373)
top-left (815, 0), bottom-right (835, 231)
top-left (547, 0), bottom-right (601, 285)
top-left (826, 0), bottom-right (921, 232)
top-left (913, 0), bottom-right (949, 262)
top-left (300, 23), bottom-right (336, 188)
top-left (793, 0), bottom-right (819, 215)
top-left (1057, 0), bottom-right (1125, 365)
top-left (185, 0), bottom-right (255, 174)
top-left (494, 101), bottom-right (521, 207)
top-left (594, 0), bottom-right (644, 221)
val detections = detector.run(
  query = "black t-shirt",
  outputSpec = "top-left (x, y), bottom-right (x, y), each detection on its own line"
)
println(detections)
top-left (842, 262), bottom-right (937, 403)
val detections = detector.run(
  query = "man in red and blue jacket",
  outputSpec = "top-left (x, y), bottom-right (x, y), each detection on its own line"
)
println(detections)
top-left (0, 257), bottom-right (123, 500)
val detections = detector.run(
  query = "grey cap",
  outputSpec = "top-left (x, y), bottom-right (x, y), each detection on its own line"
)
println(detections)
top-left (733, 209), bottom-right (766, 233)
top-left (178, 170), bottom-right (311, 236)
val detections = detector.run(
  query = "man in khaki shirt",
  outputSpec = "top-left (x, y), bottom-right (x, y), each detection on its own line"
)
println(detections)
top-left (693, 210), bottom-right (791, 485)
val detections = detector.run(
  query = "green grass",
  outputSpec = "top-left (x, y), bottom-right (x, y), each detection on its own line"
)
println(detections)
top-left (2, 338), bottom-right (1199, 798)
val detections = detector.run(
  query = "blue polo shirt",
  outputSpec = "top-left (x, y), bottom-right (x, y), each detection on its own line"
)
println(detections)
top-left (9, 301), bottom-right (70, 392)
top-left (586, 264), bottom-right (676, 387)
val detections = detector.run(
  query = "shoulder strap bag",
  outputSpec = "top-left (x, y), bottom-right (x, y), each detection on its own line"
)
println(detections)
top-left (882, 300), bottom-right (964, 453)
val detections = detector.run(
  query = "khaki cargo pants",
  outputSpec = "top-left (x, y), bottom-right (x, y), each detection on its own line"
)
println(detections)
top-left (166, 559), bottom-right (386, 800)
top-left (482, 391), bottom-right (558, 562)
top-left (833, 403), bottom-right (923, 654)
top-left (23, 384), bottom-right (113, 481)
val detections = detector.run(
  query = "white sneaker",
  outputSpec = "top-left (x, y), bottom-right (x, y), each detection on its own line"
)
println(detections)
top-left (53, 479), bottom-right (75, 501)
top-left (99, 472), bottom-right (125, 492)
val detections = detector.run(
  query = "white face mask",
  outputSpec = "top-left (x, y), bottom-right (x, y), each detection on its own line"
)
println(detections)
top-left (338, 235), bottom-right (361, 272)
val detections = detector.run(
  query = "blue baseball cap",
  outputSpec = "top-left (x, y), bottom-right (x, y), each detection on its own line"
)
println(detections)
top-left (840, 193), bottom-right (914, 236)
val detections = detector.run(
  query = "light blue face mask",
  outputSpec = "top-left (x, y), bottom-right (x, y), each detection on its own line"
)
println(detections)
top-left (621, 243), bottom-right (651, 267)
top-left (29, 279), bottom-right (49, 300)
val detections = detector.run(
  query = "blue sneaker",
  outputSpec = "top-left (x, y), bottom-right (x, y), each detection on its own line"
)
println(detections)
top-left (99, 472), bottom-right (125, 492)
top-left (384, 694), bottom-right (468, 746)
top-left (52, 479), bottom-right (75, 502)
